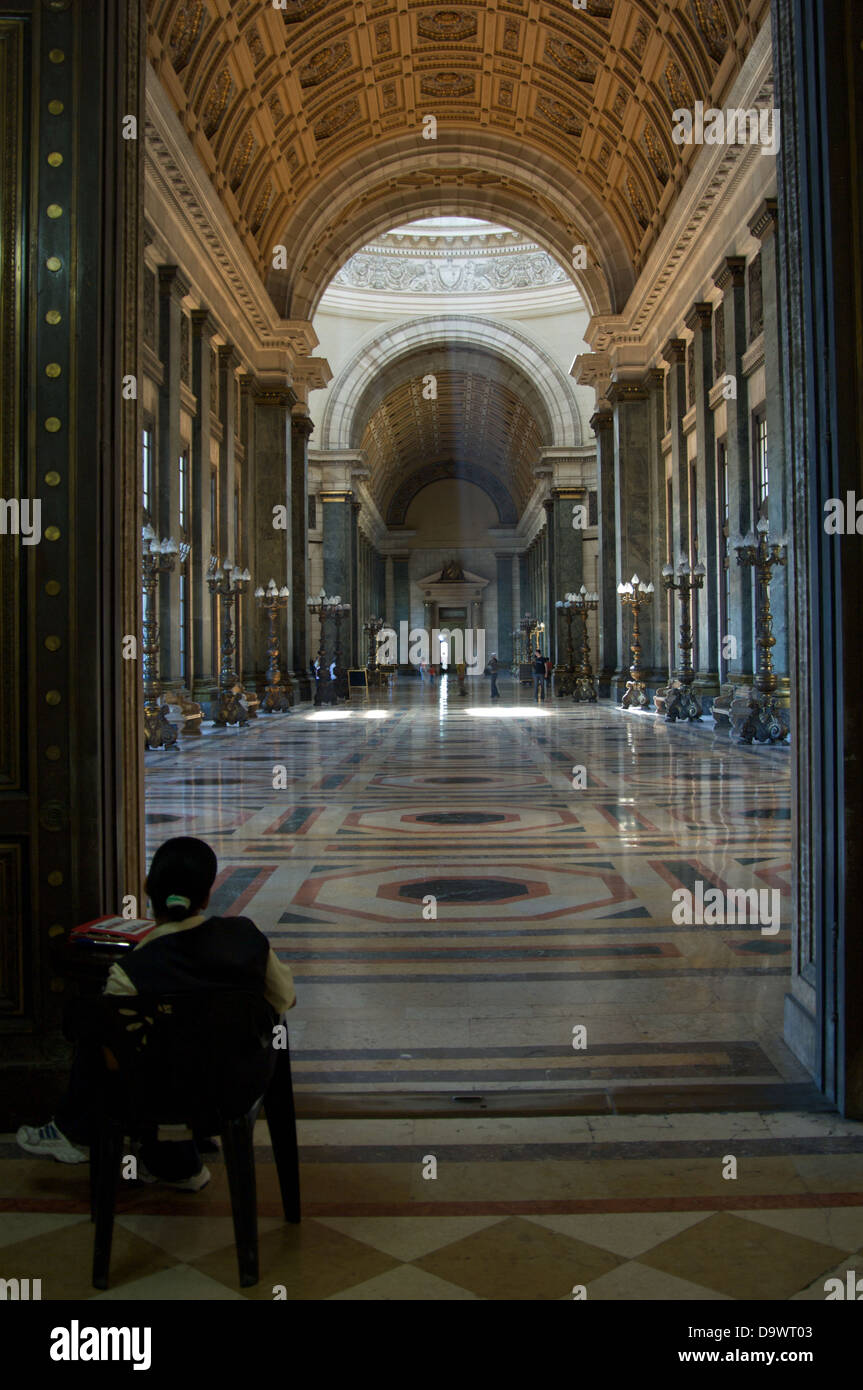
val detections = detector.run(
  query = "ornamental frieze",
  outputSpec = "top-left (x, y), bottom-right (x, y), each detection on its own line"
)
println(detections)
top-left (332, 249), bottom-right (568, 294)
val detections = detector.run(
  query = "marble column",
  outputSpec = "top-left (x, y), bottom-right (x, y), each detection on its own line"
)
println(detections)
top-left (609, 381), bottom-right (654, 693)
top-left (290, 409), bottom-right (313, 696)
top-left (496, 553), bottom-right (513, 663)
top-left (518, 552), bottom-right (528, 628)
top-left (685, 302), bottom-right (720, 698)
top-left (156, 265), bottom-right (188, 682)
top-left (350, 501), bottom-right (360, 666)
top-left (772, 0), bottom-right (863, 1114)
top-left (749, 197), bottom-right (789, 693)
top-left (712, 257), bottom-right (754, 679)
top-left (644, 371), bottom-right (669, 677)
top-left (217, 346), bottom-right (240, 563)
top-left (392, 555), bottom-right (410, 664)
top-left (385, 555), bottom-right (394, 625)
top-left (189, 309), bottom-right (217, 702)
top-left (548, 490), bottom-right (584, 670)
top-left (592, 409), bottom-right (616, 693)
top-left (251, 382), bottom-right (296, 701)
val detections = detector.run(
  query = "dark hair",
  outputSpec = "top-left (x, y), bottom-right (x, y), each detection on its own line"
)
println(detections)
top-left (145, 837), bottom-right (218, 921)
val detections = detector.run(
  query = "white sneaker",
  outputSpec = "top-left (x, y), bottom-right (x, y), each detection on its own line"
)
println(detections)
top-left (135, 1160), bottom-right (211, 1192)
top-left (16, 1120), bottom-right (89, 1164)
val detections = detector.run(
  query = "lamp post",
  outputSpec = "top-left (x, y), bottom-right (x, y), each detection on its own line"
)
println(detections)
top-left (658, 557), bottom-right (706, 722)
top-left (207, 555), bottom-right (252, 726)
top-left (141, 525), bottom-right (189, 750)
top-left (570, 585), bottom-right (599, 703)
top-left (617, 574), bottom-right (654, 708)
top-left (517, 613), bottom-right (535, 681)
top-left (364, 616), bottom-right (385, 686)
top-left (732, 520), bottom-right (789, 743)
top-left (254, 579), bottom-right (292, 713)
top-left (554, 598), bottom-right (576, 696)
top-left (306, 589), bottom-right (339, 706)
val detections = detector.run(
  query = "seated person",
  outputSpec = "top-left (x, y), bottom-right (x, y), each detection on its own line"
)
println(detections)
top-left (17, 837), bottom-right (296, 1191)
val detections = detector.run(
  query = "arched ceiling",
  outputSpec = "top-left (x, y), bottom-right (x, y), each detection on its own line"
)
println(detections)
top-left (360, 366), bottom-right (543, 523)
top-left (147, 0), bottom-right (761, 320)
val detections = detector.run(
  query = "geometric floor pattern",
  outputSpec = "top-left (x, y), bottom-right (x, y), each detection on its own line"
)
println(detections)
top-left (3, 1111), bottom-right (863, 1300)
top-left (144, 678), bottom-right (803, 1096)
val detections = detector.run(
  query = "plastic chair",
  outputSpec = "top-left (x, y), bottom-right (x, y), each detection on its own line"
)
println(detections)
top-left (73, 991), bottom-right (300, 1290)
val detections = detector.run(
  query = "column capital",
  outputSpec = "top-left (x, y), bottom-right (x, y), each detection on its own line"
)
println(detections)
top-left (217, 343), bottom-right (242, 373)
top-left (607, 380), bottom-right (649, 404)
top-left (749, 197), bottom-right (779, 241)
top-left (642, 368), bottom-right (665, 391)
top-left (190, 308), bottom-right (218, 340)
top-left (157, 265), bottom-right (191, 302)
top-left (661, 337), bottom-right (687, 365)
top-left (245, 376), bottom-right (298, 409)
top-left (684, 302), bottom-right (713, 332)
top-left (291, 410), bottom-right (315, 439)
top-left (589, 408), bottom-right (614, 434)
top-left (712, 255), bottom-right (746, 291)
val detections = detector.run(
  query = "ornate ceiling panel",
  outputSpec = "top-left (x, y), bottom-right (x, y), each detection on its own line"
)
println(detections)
top-left (147, 0), bottom-right (763, 319)
top-left (359, 365), bottom-right (543, 519)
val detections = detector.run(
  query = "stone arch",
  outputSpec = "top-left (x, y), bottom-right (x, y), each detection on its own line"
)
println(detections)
top-left (320, 316), bottom-right (584, 452)
top-left (266, 132), bottom-right (634, 321)
top-left (387, 463), bottom-right (519, 527)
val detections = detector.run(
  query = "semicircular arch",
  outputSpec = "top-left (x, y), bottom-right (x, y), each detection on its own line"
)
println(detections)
top-left (320, 315), bottom-right (584, 452)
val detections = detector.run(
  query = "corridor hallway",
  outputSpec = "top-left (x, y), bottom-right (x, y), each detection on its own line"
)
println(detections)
top-left (144, 678), bottom-right (805, 1103)
top-left (5, 685), bottom-right (862, 1304)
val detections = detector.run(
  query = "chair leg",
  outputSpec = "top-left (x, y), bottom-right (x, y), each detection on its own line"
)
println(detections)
top-left (221, 1115), bottom-right (259, 1288)
top-left (265, 1048), bottom-right (301, 1224)
top-left (92, 1121), bottom-right (123, 1290)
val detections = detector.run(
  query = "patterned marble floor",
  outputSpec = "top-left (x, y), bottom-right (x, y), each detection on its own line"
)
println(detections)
top-left (3, 1110), bottom-right (863, 1300)
top-left (144, 676), bottom-right (802, 1097)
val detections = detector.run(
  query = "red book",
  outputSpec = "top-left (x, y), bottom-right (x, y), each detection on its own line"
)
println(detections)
top-left (70, 914), bottom-right (157, 946)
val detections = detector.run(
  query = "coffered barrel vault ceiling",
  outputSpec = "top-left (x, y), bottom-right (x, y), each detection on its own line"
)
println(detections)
top-left (358, 353), bottom-right (545, 523)
top-left (147, 0), bottom-right (767, 320)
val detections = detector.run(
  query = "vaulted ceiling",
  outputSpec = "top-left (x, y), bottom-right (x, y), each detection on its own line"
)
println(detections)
top-left (147, 0), bottom-right (768, 320)
top-left (358, 357), bottom-right (544, 524)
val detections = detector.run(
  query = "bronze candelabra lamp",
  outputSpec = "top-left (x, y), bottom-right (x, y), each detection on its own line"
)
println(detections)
top-left (254, 579), bottom-right (292, 713)
top-left (617, 574), bottom-right (655, 708)
top-left (733, 520), bottom-right (789, 743)
top-left (554, 598), bottom-right (576, 696)
top-left (364, 616), bottom-right (385, 687)
top-left (207, 555), bottom-right (252, 726)
top-left (570, 586), bottom-right (599, 703)
top-left (658, 557), bottom-right (706, 722)
top-left (306, 589), bottom-right (341, 706)
top-left (141, 524), bottom-right (189, 750)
